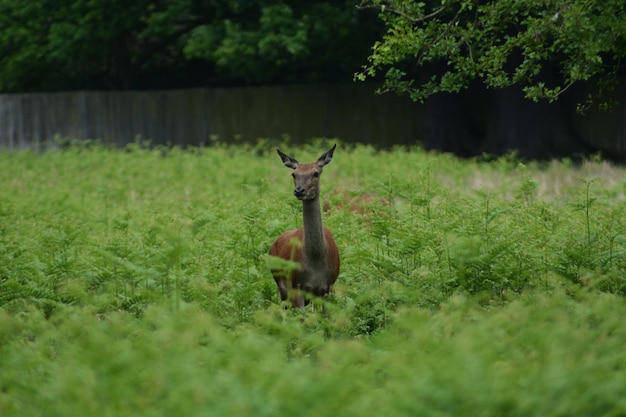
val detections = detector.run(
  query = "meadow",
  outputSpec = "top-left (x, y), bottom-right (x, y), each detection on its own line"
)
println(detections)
top-left (1, 140), bottom-right (625, 416)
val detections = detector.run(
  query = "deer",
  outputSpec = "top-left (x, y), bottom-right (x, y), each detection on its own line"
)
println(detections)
top-left (268, 144), bottom-right (340, 308)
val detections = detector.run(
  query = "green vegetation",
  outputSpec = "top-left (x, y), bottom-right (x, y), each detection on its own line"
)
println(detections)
top-left (1, 142), bottom-right (626, 416)
top-left (357, 0), bottom-right (626, 111)
top-left (5, 0), bottom-right (625, 111)
top-left (0, 0), bottom-right (380, 91)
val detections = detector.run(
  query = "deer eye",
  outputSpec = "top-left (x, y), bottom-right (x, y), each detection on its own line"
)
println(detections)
top-left (291, 172), bottom-right (296, 178)
top-left (313, 172), bottom-right (319, 178)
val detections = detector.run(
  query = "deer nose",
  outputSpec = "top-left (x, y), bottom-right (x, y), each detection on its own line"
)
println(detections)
top-left (294, 187), bottom-right (305, 197)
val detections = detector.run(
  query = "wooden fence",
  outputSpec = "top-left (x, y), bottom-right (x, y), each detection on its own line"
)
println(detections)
top-left (1, 83), bottom-right (625, 158)
top-left (0, 84), bottom-right (424, 150)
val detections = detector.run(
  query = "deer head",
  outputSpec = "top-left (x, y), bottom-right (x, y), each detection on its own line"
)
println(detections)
top-left (277, 144), bottom-right (336, 201)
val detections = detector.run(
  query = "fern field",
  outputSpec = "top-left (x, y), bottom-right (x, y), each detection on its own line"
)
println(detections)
top-left (1, 141), bottom-right (626, 416)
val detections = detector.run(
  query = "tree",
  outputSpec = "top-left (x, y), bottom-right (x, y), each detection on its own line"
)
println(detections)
top-left (183, 0), bottom-right (381, 86)
top-left (0, 0), bottom-right (381, 92)
top-left (0, 0), bottom-right (209, 91)
top-left (356, 0), bottom-right (626, 112)
top-left (184, 1), bottom-right (381, 85)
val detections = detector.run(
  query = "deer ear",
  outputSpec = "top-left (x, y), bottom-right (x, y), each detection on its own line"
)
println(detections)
top-left (317, 144), bottom-right (336, 167)
top-left (277, 149), bottom-right (298, 169)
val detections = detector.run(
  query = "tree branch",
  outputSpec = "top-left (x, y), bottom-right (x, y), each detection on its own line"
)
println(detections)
top-left (135, 18), bottom-right (208, 71)
top-left (357, 1), bottom-right (448, 24)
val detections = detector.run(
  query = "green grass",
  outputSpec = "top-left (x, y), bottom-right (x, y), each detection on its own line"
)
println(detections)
top-left (1, 141), bottom-right (626, 416)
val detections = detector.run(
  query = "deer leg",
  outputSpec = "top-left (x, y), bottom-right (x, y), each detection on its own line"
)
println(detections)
top-left (273, 274), bottom-right (288, 302)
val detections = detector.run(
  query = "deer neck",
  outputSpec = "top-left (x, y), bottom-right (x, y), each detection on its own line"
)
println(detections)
top-left (301, 197), bottom-right (327, 260)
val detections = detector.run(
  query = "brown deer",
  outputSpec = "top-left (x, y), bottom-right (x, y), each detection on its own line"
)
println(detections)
top-left (268, 144), bottom-right (340, 307)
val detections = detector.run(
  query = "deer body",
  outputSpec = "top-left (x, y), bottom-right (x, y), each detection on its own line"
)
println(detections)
top-left (269, 145), bottom-right (340, 307)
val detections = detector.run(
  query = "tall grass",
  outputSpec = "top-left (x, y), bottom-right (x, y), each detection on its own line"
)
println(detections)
top-left (1, 141), bottom-right (625, 416)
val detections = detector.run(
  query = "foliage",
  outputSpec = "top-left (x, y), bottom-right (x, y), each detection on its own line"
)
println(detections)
top-left (0, 0), bottom-right (380, 92)
top-left (1, 142), bottom-right (626, 415)
top-left (0, 0), bottom-right (197, 90)
top-left (184, 1), bottom-right (381, 84)
top-left (356, 0), bottom-right (626, 111)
